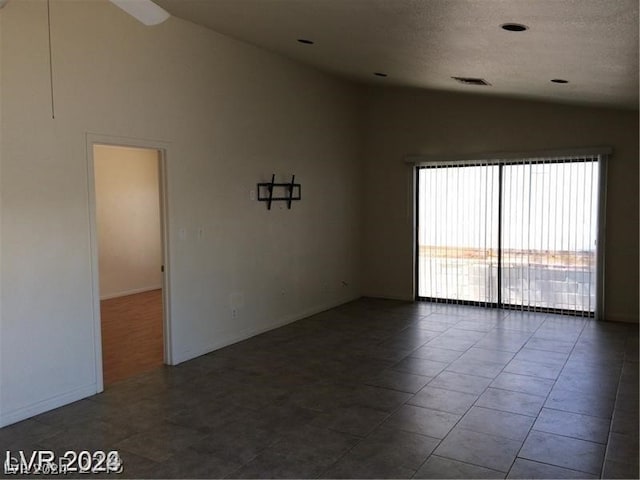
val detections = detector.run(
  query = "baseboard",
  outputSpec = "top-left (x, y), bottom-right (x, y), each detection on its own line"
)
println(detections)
top-left (602, 313), bottom-right (639, 324)
top-left (172, 294), bottom-right (361, 365)
top-left (0, 383), bottom-right (97, 428)
top-left (100, 285), bottom-right (162, 300)
top-left (362, 292), bottom-right (415, 302)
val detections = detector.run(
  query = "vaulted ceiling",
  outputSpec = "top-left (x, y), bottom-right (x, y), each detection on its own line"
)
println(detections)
top-left (155, 0), bottom-right (639, 110)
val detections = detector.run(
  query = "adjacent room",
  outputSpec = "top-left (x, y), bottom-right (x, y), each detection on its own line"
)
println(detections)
top-left (0, 0), bottom-right (638, 479)
top-left (93, 144), bottom-right (165, 385)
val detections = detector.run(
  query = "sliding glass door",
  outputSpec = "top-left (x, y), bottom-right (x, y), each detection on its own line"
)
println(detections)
top-left (417, 165), bottom-right (499, 305)
top-left (416, 156), bottom-right (600, 316)
top-left (501, 160), bottom-right (599, 313)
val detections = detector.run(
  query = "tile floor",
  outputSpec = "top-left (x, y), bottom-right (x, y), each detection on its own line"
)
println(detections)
top-left (2, 298), bottom-right (638, 479)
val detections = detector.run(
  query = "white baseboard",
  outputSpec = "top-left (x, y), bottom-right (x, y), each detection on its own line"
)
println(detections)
top-left (172, 294), bottom-right (361, 365)
top-left (100, 285), bottom-right (162, 300)
top-left (362, 292), bottom-right (415, 302)
top-left (0, 383), bottom-right (98, 428)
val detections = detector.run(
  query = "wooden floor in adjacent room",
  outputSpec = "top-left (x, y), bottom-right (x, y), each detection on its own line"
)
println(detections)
top-left (100, 289), bottom-right (164, 386)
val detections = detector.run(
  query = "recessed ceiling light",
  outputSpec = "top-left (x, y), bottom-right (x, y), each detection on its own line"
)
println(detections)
top-left (373, 72), bottom-right (388, 77)
top-left (501, 23), bottom-right (528, 32)
top-left (551, 79), bottom-right (569, 83)
top-left (297, 39), bottom-right (314, 45)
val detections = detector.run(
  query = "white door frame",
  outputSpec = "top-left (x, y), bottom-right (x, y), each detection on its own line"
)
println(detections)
top-left (86, 133), bottom-right (173, 393)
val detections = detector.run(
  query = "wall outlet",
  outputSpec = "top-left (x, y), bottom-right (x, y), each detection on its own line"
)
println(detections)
top-left (231, 308), bottom-right (238, 319)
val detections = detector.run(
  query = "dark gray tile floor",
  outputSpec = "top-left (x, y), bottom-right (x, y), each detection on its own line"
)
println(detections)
top-left (2, 298), bottom-right (638, 479)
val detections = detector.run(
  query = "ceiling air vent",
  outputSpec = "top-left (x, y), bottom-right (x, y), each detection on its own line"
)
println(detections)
top-left (452, 77), bottom-right (491, 86)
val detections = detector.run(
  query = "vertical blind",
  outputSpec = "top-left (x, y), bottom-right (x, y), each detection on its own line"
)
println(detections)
top-left (417, 163), bottom-right (499, 306)
top-left (416, 155), bottom-right (600, 316)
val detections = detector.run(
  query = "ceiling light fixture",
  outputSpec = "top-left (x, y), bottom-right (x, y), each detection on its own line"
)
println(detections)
top-left (297, 39), bottom-right (314, 45)
top-left (110, 0), bottom-right (170, 26)
top-left (1, 0), bottom-right (171, 25)
top-left (501, 23), bottom-right (528, 32)
top-left (373, 72), bottom-right (388, 77)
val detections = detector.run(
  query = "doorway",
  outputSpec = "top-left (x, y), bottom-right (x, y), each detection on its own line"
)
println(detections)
top-left (91, 143), bottom-right (167, 386)
top-left (416, 155), bottom-right (602, 317)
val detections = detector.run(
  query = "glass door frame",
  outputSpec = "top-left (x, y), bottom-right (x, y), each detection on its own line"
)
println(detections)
top-left (412, 150), bottom-right (609, 319)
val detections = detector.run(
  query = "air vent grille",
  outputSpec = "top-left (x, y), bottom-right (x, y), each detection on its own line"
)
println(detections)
top-left (452, 77), bottom-right (491, 86)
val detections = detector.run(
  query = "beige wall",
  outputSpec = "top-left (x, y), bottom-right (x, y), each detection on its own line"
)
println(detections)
top-left (0, 0), bottom-right (362, 426)
top-left (94, 145), bottom-right (162, 299)
top-left (361, 86), bottom-right (639, 323)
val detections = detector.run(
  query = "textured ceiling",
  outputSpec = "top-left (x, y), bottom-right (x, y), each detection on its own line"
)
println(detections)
top-left (154, 0), bottom-right (639, 110)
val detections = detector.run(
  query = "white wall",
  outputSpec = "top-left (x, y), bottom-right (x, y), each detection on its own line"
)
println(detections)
top-left (0, 0), bottom-right (362, 426)
top-left (94, 145), bottom-right (162, 299)
top-left (361, 86), bottom-right (639, 323)
top-left (0, 2), bottom-right (4, 425)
